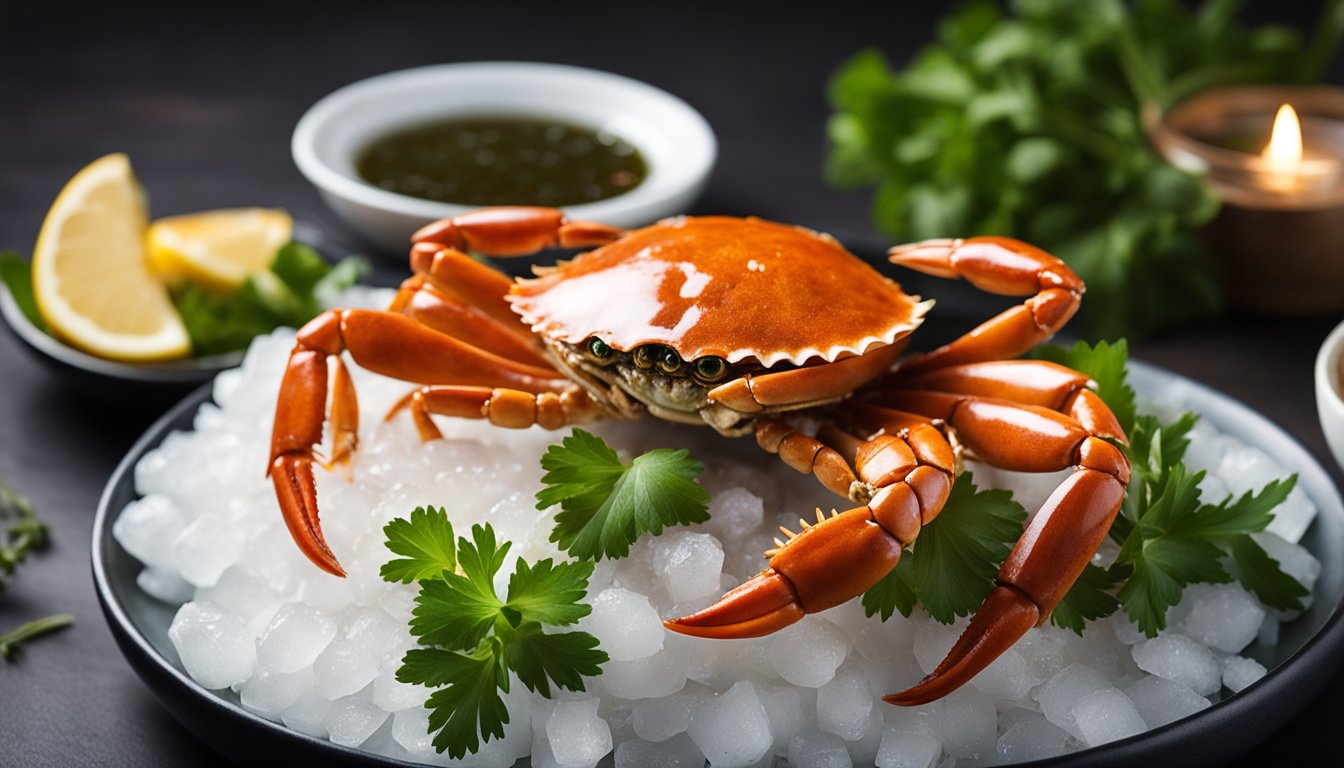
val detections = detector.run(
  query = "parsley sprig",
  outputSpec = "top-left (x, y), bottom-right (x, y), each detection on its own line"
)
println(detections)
top-left (537, 429), bottom-right (710, 560)
top-left (382, 508), bottom-right (607, 758)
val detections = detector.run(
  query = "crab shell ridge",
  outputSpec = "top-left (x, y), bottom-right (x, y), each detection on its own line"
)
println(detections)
top-left (507, 216), bottom-right (931, 368)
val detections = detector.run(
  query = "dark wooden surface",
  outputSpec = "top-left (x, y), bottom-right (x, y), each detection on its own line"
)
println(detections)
top-left (1, 3), bottom-right (1341, 766)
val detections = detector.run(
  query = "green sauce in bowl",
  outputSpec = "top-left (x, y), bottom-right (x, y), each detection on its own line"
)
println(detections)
top-left (355, 116), bottom-right (647, 207)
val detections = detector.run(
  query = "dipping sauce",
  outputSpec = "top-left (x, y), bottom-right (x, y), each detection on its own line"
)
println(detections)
top-left (355, 116), bottom-right (648, 206)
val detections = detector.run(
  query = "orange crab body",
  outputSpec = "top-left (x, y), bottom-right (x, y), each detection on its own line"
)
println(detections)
top-left (267, 207), bottom-right (1129, 706)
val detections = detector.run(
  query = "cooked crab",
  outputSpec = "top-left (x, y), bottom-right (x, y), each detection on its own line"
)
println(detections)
top-left (268, 207), bottom-right (1129, 705)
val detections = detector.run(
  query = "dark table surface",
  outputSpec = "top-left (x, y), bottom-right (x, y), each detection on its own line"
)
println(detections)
top-left (3, 2), bottom-right (1343, 766)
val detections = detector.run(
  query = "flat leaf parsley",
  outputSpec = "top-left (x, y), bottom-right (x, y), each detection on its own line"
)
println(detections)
top-left (382, 508), bottom-right (607, 758)
top-left (538, 429), bottom-right (710, 560)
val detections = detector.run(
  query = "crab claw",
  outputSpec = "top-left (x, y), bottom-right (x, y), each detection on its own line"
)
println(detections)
top-left (664, 570), bottom-right (805, 639)
top-left (883, 585), bottom-right (1039, 705)
top-left (271, 455), bottom-right (346, 578)
top-left (665, 506), bottom-right (906, 640)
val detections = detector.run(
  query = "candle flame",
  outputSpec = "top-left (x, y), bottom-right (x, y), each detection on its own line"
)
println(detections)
top-left (1262, 103), bottom-right (1303, 166)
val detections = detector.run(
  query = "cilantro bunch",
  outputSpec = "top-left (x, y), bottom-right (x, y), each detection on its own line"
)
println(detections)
top-left (826, 0), bottom-right (1344, 339)
top-left (381, 508), bottom-right (606, 758)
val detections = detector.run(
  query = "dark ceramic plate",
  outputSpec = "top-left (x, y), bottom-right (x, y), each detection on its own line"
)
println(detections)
top-left (92, 362), bottom-right (1344, 768)
top-left (0, 283), bottom-right (243, 404)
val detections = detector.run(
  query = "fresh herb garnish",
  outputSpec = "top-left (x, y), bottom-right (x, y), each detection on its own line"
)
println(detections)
top-left (1, 481), bottom-right (73, 661)
top-left (383, 509), bottom-right (606, 758)
top-left (863, 473), bottom-right (1027, 623)
top-left (0, 614), bottom-right (74, 660)
top-left (1, 481), bottom-right (49, 589)
top-left (825, 0), bottom-right (1344, 339)
top-left (537, 429), bottom-right (710, 560)
top-left (172, 243), bottom-right (368, 356)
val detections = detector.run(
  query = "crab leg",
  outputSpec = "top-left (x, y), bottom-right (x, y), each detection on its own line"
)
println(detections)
top-left (390, 276), bottom-right (554, 369)
top-left (269, 309), bottom-right (570, 577)
top-left (888, 238), bottom-right (1083, 375)
top-left (664, 423), bottom-right (956, 640)
top-left (411, 206), bottom-right (624, 257)
top-left (876, 393), bottom-right (1129, 705)
top-left (708, 342), bottom-right (904, 413)
top-left (386, 385), bottom-right (601, 439)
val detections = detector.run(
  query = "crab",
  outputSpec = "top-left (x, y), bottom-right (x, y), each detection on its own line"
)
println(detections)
top-left (268, 207), bottom-right (1129, 705)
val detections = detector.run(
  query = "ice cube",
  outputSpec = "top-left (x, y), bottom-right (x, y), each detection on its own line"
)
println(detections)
top-left (342, 607), bottom-right (406, 664)
top-left (546, 698), bottom-right (612, 767)
top-left (137, 566), bottom-right (195, 604)
top-left (995, 712), bottom-right (1068, 762)
top-left (1072, 687), bottom-right (1146, 747)
top-left (1175, 583), bottom-right (1265, 653)
top-left (391, 707), bottom-right (435, 755)
top-left (932, 689), bottom-right (995, 760)
top-left (769, 618), bottom-right (848, 687)
top-left (1221, 655), bottom-right (1268, 693)
top-left (817, 667), bottom-right (875, 741)
top-left (969, 647), bottom-right (1034, 700)
top-left (632, 693), bottom-right (695, 742)
top-left (239, 666), bottom-right (311, 715)
top-left (687, 680), bottom-right (773, 767)
top-left (174, 512), bottom-right (245, 587)
top-left (912, 618), bottom-right (965, 675)
top-left (281, 687), bottom-right (332, 738)
top-left (257, 603), bottom-right (337, 674)
top-left (788, 729), bottom-right (853, 768)
top-left (1131, 633), bottom-right (1221, 696)
top-left (313, 639), bottom-right (379, 700)
top-left (651, 531), bottom-right (725, 603)
top-left (614, 733), bottom-right (706, 768)
top-left (875, 716), bottom-right (941, 768)
top-left (324, 695), bottom-right (388, 747)
top-left (1265, 486), bottom-right (1317, 544)
top-left (703, 487), bottom-right (765, 542)
top-left (759, 685), bottom-right (806, 755)
top-left (585, 587), bottom-right (665, 661)
top-left (114, 495), bottom-right (186, 569)
top-left (1124, 675), bottom-right (1211, 728)
top-left (168, 600), bottom-right (257, 690)
top-left (599, 650), bottom-right (687, 699)
top-left (1035, 663), bottom-right (1110, 738)
top-left (199, 566), bottom-right (280, 626)
top-left (373, 665), bottom-right (426, 712)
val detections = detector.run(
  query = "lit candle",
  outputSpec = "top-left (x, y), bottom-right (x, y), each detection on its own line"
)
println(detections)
top-left (1146, 86), bottom-right (1344, 315)
top-left (1260, 104), bottom-right (1304, 194)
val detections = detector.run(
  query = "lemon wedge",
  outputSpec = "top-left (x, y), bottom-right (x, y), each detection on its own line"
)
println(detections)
top-left (32, 153), bottom-right (191, 362)
top-left (147, 207), bottom-right (292, 293)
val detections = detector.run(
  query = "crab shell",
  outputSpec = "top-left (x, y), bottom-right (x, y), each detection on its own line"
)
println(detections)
top-left (506, 216), bottom-right (932, 368)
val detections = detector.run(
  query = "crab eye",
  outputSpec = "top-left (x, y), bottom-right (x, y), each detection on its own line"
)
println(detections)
top-left (633, 345), bottom-right (657, 369)
top-left (694, 356), bottom-right (728, 381)
top-left (656, 347), bottom-right (682, 374)
top-left (588, 337), bottom-right (613, 359)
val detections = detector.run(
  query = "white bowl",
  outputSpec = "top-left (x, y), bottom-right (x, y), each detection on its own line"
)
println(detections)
top-left (292, 62), bottom-right (717, 253)
top-left (1314, 316), bottom-right (1344, 473)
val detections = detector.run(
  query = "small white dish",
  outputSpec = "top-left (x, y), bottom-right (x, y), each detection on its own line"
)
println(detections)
top-left (292, 62), bottom-right (717, 253)
top-left (1314, 316), bottom-right (1344, 473)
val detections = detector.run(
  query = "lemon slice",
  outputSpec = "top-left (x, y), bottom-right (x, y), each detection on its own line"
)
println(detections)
top-left (32, 153), bottom-right (191, 362)
top-left (147, 207), bottom-right (292, 293)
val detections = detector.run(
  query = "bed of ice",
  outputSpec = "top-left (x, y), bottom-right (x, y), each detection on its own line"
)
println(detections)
top-left (114, 325), bottom-right (1322, 768)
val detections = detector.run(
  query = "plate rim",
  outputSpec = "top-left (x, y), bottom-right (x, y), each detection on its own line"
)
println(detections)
top-left (91, 358), bottom-right (1344, 768)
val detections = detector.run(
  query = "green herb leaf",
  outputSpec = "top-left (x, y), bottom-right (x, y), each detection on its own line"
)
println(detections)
top-left (384, 514), bottom-right (606, 758)
top-left (1229, 536), bottom-right (1308, 613)
top-left (501, 622), bottom-right (606, 698)
top-left (0, 251), bottom-right (45, 331)
top-left (0, 481), bottom-right (49, 589)
top-left (862, 473), bottom-right (1025, 624)
top-left (380, 506), bottom-right (457, 583)
top-left (505, 558), bottom-right (595, 627)
top-left (1051, 563), bottom-right (1120, 634)
top-left (172, 245), bottom-right (368, 356)
top-left (399, 646), bottom-right (508, 759)
top-left (0, 613), bottom-right (74, 661)
top-left (540, 429), bottom-right (710, 560)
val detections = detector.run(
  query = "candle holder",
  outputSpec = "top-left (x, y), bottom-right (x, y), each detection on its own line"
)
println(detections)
top-left (1146, 85), bottom-right (1344, 315)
